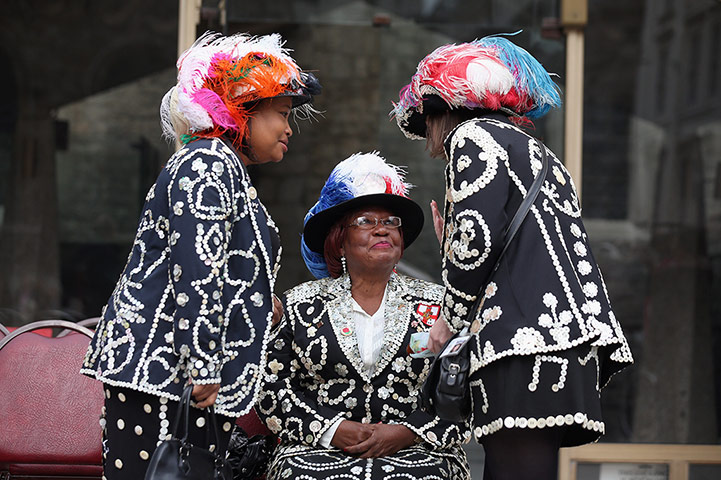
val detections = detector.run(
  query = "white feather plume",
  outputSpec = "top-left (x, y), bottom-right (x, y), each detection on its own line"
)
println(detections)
top-left (333, 152), bottom-right (411, 197)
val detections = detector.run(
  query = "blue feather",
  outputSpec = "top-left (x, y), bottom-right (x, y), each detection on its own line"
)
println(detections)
top-left (476, 35), bottom-right (562, 118)
top-left (317, 170), bottom-right (354, 211)
top-left (301, 234), bottom-right (329, 279)
top-left (300, 169), bottom-right (354, 278)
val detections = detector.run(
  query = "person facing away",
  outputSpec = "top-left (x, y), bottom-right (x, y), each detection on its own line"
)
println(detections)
top-left (392, 35), bottom-right (633, 480)
top-left (81, 31), bottom-right (320, 479)
top-left (256, 152), bottom-right (471, 480)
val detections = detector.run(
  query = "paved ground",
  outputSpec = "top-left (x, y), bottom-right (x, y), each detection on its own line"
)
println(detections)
top-left (463, 442), bottom-right (485, 479)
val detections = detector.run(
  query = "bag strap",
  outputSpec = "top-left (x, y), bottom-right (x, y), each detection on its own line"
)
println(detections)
top-left (463, 137), bottom-right (549, 330)
top-left (170, 385), bottom-right (194, 442)
top-left (170, 385), bottom-right (222, 447)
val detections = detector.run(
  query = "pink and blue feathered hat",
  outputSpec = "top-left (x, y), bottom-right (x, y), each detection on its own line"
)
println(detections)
top-left (392, 35), bottom-right (562, 139)
top-left (301, 152), bottom-right (424, 279)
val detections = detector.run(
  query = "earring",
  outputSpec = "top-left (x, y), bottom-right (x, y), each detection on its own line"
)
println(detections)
top-left (341, 255), bottom-right (347, 274)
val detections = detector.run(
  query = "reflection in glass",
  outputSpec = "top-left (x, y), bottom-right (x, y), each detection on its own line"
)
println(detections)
top-left (577, 462), bottom-right (669, 480)
top-left (689, 463), bottom-right (721, 480)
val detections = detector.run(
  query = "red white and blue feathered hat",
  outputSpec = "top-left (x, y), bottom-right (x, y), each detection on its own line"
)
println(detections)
top-left (302, 152), bottom-right (424, 279)
top-left (392, 35), bottom-right (562, 139)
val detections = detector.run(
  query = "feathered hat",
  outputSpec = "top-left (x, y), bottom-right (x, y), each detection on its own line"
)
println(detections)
top-left (160, 31), bottom-right (320, 145)
top-left (302, 152), bottom-right (424, 279)
top-left (392, 35), bottom-right (561, 139)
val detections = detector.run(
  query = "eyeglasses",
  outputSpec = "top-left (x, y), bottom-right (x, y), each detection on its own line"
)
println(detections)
top-left (347, 215), bottom-right (402, 229)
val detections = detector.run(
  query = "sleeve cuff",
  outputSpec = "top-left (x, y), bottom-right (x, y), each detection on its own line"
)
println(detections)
top-left (393, 421), bottom-right (442, 448)
top-left (187, 355), bottom-right (222, 383)
top-left (318, 418), bottom-right (344, 448)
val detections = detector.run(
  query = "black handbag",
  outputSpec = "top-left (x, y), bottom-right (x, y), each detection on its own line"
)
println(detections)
top-left (145, 385), bottom-right (233, 480)
top-left (226, 426), bottom-right (277, 480)
top-left (421, 137), bottom-right (549, 423)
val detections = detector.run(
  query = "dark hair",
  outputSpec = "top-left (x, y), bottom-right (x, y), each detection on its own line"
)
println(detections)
top-left (425, 109), bottom-right (481, 160)
top-left (323, 221), bottom-right (347, 279)
top-left (323, 209), bottom-right (405, 278)
top-left (238, 100), bottom-right (262, 161)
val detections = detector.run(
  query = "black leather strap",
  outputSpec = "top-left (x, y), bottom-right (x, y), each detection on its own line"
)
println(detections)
top-left (465, 138), bottom-right (549, 327)
top-left (496, 138), bottom-right (549, 272)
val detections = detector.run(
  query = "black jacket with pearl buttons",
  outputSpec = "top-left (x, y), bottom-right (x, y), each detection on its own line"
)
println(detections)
top-left (256, 272), bottom-right (470, 449)
top-left (439, 114), bottom-right (632, 387)
top-left (81, 138), bottom-right (280, 417)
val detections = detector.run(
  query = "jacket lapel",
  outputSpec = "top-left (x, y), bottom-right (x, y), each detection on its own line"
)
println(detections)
top-left (371, 273), bottom-right (411, 377)
top-left (325, 274), bottom-right (369, 381)
top-left (325, 273), bottom-right (413, 381)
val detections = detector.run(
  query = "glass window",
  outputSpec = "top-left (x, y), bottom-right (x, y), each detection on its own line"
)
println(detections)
top-left (1, 1), bottom-right (719, 464)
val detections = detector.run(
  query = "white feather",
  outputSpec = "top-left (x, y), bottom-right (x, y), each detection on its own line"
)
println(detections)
top-left (159, 86), bottom-right (175, 141)
top-left (333, 152), bottom-right (411, 197)
top-left (466, 58), bottom-right (514, 96)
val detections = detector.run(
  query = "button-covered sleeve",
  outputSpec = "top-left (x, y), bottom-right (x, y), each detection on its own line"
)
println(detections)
top-left (441, 121), bottom-right (511, 332)
top-left (256, 302), bottom-right (346, 446)
top-left (167, 152), bottom-right (237, 384)
top-left (394, 408), bottom-right (469, 450)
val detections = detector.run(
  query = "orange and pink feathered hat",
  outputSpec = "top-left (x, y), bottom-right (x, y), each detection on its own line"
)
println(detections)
top-left (160, 32), bottom-right (320, 146)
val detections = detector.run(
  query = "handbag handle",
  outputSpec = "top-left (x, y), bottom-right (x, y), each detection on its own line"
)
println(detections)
top-left (464, 137), bottom-right (549, 330)
top-left (171, 385), bottom-right (223, 451)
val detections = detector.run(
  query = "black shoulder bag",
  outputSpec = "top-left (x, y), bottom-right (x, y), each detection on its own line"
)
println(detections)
top-left (421, 137), bottom-right (549, 423)
top-left (145, 385), bottom-right (233, 480)
top-left (226, 425), bottom-right (277, 480)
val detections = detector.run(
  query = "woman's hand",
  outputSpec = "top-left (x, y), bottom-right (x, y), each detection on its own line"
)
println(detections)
top-left (343, 424), bottom-right (417, 458)
top-left (428, 315), bottom-right (453, 354)
top-left (192, 383), bottom-right (220, 408)
top-left (272, 294), bottom-right (284, 326)
top-left (430, 200), bottom-right (443, 245)
top-left (330, 420), bottom-right (375, 450)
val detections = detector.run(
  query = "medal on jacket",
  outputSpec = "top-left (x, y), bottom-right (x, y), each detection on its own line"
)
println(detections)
top-left (340, 326), bottom-right (353, 336)
top-left (416, 304), bottom-right (440, 326)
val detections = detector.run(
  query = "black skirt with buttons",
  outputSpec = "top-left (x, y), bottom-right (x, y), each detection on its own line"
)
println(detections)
top-left (101, 385), bottom-right (234, 479)
top-left (469, 342), bottom-right (606, 447)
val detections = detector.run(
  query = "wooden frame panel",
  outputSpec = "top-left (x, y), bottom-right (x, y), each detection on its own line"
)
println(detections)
top-left (559, 443), bottom-right (721, 480)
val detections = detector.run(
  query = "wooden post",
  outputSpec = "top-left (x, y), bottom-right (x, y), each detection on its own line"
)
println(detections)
top-left (561, 0), bottom-right (587, 204)
top-left (173, 0), bottom-right (201, 151)
top-left (178, 0), bottom-right (201, 57)
top-left (564, 28), bottom-right (585, 203)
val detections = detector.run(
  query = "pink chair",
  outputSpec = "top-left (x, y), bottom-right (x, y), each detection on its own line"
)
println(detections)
top-left (0, 320), bottom-right (103, 479)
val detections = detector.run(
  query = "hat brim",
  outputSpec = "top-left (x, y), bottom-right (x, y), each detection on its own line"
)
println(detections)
top-left (399, 95), bottom-right (451, 139)
top-left (264, 72), bottom-right (322, 108)
top-left (303, 194), bottom-right (425, 254)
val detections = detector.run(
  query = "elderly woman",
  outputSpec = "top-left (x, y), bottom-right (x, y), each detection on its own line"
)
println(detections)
top-left (256, 153), bottom-right (471, 479)
top-left (81, 32), bottom-right (320, 478)
top-left (392, 36), bottom-right (633, 480)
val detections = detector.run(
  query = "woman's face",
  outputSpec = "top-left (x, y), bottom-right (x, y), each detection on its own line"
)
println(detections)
top-left (342, 207), bottom-right (403, 276)
top-left (244, 97), bottom-right (293, 165)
